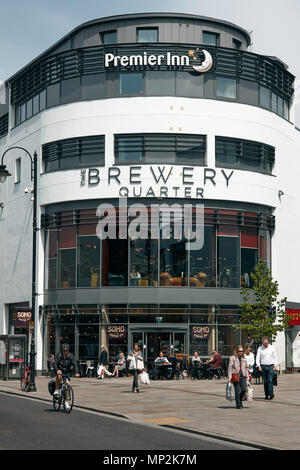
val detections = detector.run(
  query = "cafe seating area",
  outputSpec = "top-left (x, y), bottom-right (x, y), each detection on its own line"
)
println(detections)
top-left (160, 272), bottom-right (207, 287)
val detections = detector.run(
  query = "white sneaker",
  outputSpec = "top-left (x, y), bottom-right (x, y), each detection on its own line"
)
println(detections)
top-left (53, 389), bottom-right (60, 396)
top-left (64, 402), bottom-right (70, 411)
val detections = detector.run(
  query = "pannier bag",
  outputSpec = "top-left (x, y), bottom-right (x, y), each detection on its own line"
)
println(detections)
top-left (48, 378), bottom-right (56, 396)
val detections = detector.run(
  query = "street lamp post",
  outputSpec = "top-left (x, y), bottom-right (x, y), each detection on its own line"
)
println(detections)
top-left (0, 147), bottom-right (38, 392)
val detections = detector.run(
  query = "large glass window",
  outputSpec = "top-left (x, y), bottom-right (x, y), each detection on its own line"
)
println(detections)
top-left (217, 224), bottom-right (239, 288)
top-left (190, 226), bottom-right (215, 287)
top-left (278, 97), bottom-right (284, 117)
top-left (260, 86), bottom-right (271, 109)
top-left (241, 226), bottom-right (258, 288)
top-left (115, 134), bottom-right (206, 165)
top-left (145, 71), bottom-right (175, 96)
top-left (116, 136), bottom-right (143, 163)
top-left (232, 38), bottom-right (242, 50)
top-left (102, 235), bottom-right (128, 286)
top-left (42, 135), bottom-right (105, 172)
top-left (78, 324), bottom-right (99, 359)
top-left (216, 77), bottom-right (237, 99)
top-left (120, 73), bottom-right (143, 95)
top-left (44, 209), bottom-right (272, 291)
top-left (101, 30), bottom-right (117, 45)
top-left (58, 226), bottom-right (76, 288)
top-left (137, 28), bottom-right (158, 43)
top-left (217, 325), bottom-right (239, 356)
top-left (130, 238), bottom-right (158, 286)
top-left (203, 31), bottom-right (219, 46)
top-left (160, 226), bottom-right (188, 287)
top-left (215, 136), bottom-right (275, 175)
top-left (259, 229), bottom-right (271, 269)
top-left (45, 230), bottom-right (58, 289)
top-left (77, 226), bottom-right (100, 288)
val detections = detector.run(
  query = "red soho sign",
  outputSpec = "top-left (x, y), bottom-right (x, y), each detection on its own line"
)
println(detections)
top-left (106, 325), bottom-right (127, 339)
top-left (286, 309), bottom-right (300, 326)
top-left (14, 310), bottom-right (32, 327)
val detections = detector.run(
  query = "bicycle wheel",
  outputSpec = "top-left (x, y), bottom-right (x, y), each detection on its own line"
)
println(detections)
top-left (53, 393), bottom-right (61, 412)
top-left (62, 385), bottom-right (74, 413)
top-left (24, 372), bottom-right (31, 392)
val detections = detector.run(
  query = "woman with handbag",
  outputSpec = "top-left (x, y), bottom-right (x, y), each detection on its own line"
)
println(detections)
top-left (228, 346), bottom-right (249, 409)
top-left (127, 343), bottom-right (144, 393)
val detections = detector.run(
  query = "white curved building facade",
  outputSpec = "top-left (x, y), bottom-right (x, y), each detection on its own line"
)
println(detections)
top-left (0, 13), bottom-right (300, 374)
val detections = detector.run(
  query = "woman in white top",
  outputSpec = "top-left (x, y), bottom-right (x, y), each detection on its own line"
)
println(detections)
top-left (112, 352), bottom-right (126, 377)
top-left (244, 343), bottom-right (255, 377)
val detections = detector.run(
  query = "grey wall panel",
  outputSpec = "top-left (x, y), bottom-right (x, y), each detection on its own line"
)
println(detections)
top-left (204, 75), bottom-right (214, 99)
top-left (44, 287), bottom-right (244, 306)
top-left (50, 38), bottom-right (72, 55)
top-left (46, 83), bottom-right (60, 108)
top-left (61, 77), bottom-right (81, 104)
top-left (176, 72), bottom-right (204, 98)
top-left (145, 71), bottom-right (176, 96)
top-left (106, 71), bottom-right (118, 97)
top-left (82, 73), bottom-right (106, 100)
top-left (239, 79), bottom-right (259, 106)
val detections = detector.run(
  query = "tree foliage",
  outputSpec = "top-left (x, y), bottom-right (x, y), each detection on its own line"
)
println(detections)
top-left (234, 260), bottom-right (289, 344)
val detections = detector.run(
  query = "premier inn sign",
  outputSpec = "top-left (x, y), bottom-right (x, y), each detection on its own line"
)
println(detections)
top-left (105, 49), bottom-right (213, 73)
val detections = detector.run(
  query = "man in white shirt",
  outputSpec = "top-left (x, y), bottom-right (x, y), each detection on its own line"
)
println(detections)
top-left (256, 336), bottom-right (278, 400)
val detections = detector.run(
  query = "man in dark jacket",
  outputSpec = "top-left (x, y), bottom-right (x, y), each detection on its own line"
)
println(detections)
top-left (99, 345), bottom-right (108, 366)
top-left (53, 343), bottom-right (80, 397)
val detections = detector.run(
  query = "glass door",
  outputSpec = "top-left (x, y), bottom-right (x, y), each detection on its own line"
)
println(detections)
top-left (172, 332), bottom-right (185, 354)
top-left (8, 336), bottom-right (27, 379)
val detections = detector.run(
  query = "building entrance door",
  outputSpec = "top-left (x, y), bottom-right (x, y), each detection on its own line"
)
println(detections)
top-left (130, 329), bottom-right (187, 371)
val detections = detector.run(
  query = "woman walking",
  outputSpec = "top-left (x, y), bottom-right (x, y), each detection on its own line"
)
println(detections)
top-left (228, 345), bottom-right (249, 409)
top-left (244, 343), bottom-right (255, 381)
top-left (127, 343), bottom-right (144, 393)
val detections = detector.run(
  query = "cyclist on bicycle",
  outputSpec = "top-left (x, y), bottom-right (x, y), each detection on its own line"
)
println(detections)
top-left (53, 343), bottom-right (80, 408)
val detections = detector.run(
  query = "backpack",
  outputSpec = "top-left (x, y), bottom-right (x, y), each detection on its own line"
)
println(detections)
top-left (48, 378), bottom-right (56, 395)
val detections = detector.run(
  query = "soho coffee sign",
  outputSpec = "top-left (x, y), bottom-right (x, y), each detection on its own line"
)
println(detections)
top-left (14, 310), bottom-right (32, 327)
top-left (191, 326), bottom-right (210, 340)
top-left (105, 49), bottom-right (213, 73)
top-left (80, 166), bottom-right (234, 199)
top-left (106, 325), bottom-right (127, 339)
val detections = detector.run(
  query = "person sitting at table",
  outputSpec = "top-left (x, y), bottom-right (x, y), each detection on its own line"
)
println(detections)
top-left (191, 351), bottom-right (203, 380)
top-left (206, 350), bottom-right (223, 379)
top-left (112, 352), bottom-right (126, 377)
top-left (168, 352), bottom-right (179, 380)
top-left (152, 352), bottom-right (170, 380)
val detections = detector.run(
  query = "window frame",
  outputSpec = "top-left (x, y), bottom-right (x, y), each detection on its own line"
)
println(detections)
top-left (215, 76), bottom-right (237, 101)
top-left (114, 133), bottom-right (207, 166)
top-left (202, 31), bottom-right (220, 46)
top-left (101, 30), bottom-right (117, 45)
top-left (136, 27), bottom-right (159, 43)
top-left (119, 72), bottom-right (144, 96)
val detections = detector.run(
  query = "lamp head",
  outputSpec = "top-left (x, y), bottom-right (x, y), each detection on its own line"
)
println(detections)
top-left (0, 165), bottom-right (11, 183)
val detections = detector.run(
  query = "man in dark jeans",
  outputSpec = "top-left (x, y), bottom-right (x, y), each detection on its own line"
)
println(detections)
top-left (256, 337), bottom-right (279, 400)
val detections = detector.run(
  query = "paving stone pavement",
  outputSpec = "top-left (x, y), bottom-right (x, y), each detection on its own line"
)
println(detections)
top-left (1, 373), bottom-right (299, 450)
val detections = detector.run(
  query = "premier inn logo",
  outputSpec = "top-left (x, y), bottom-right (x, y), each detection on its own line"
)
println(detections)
top-left (104, 49), bottom-right (213, 73)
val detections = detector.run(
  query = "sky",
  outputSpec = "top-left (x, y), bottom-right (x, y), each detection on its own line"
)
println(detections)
top-left (0, 0), bottom-right (299, 124)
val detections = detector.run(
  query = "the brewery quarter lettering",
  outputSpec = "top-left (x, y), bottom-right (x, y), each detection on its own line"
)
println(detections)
top-left (85, 166), bottom-right (234, 197)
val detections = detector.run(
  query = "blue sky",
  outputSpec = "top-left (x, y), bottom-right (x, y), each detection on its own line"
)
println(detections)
top-left (0, 0), bottom-right (299, 123)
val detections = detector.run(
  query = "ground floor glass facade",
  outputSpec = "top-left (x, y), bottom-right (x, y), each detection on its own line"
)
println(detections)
top-left (43, 304), bottom-right (249, 371)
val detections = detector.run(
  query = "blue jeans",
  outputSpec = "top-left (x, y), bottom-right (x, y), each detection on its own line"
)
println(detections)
top-left (233, 376), bottom-right (247, 407)
top-left (261, 365), bottom-right (274, 397)
top-left (132, 370), bottom-right (139, 390)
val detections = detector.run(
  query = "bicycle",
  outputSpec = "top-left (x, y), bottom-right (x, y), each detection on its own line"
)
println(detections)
top-left (53, 376), bottom-right (74, 414)
top-left (20, 363), bottom-right (31, 392)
